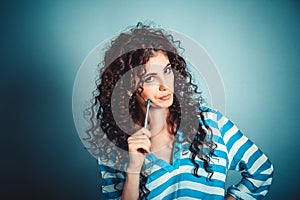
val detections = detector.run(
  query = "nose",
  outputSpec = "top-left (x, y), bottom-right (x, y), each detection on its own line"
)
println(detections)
top-left (159, 84), bottom-right (167, 91)
top-left (158, 77), bottom-right (168, 91)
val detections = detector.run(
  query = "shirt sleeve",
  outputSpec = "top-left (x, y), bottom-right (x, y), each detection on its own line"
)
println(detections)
top-left (218, 113), bottom-right (274, 200)
top-left (99, 159), bottom-right (125, 200)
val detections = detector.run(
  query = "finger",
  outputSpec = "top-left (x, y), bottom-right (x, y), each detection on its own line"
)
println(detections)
top-left (130, 127), bottom-right (152, 138)
top-left (128, 143), bottom-right (151, 154)
top-left (127, 137), bottom-right (151, 149)
top-left (127, 138), bottom-right (151, 147)
top-left (137, 148), bottom-right (149, 154)
top-left (127, 138), bottom-right (150, 143)
top-left (127, 134), bottom-right (149, 142)
top-left (129, 134), bottom-right (149, 138)
top-left (140, 127), bottom-right (151, 138)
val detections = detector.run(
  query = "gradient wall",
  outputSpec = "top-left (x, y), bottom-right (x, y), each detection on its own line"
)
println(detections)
top-left (2, 0), bottom-right (299, 199)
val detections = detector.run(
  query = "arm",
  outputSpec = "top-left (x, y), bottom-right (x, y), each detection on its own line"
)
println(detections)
top-left (218, 114), bottom-right (274, 200)
top-left (121, 128), bottom-right (152, 200)
top-left (121, 170), bottom-right (141, 200)
top-left (99, 127), bottom-right (151, 200)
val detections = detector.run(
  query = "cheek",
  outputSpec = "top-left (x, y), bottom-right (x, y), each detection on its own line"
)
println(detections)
top-left (142, 85), bottom-right (157, 98)
top-left (167, 77), bottom-right (175, 91)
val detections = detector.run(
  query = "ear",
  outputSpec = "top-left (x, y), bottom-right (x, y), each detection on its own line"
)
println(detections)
top-left (137, 87), bottom-right (143, 93)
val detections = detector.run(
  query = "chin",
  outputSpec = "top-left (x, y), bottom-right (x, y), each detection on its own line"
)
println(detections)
top-left (156, 99), bottom-right (173, 108)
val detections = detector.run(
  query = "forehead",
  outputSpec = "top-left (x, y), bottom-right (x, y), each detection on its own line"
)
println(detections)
top-left (145, 52), bottom-right (170, 72)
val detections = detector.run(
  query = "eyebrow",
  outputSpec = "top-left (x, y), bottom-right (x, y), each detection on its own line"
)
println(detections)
top-left (143, 63), bottom-right (171, 78)
top-left (163, 63), bottom-right (171, 70)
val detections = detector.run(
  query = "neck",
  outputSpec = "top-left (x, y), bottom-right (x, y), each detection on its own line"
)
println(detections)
top-left (148, 107), bottom-right (169, 136)
top-left (146, 107), bottom-right (175, 152)
top-left (150, 122), bottom-right (175, 153)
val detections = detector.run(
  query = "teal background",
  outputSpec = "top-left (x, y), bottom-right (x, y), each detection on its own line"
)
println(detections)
top-left (1, 0), bottom-right (299, 199)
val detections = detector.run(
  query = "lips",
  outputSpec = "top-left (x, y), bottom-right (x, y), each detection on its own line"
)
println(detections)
top-left (159, 94), bottom-right (171, 101)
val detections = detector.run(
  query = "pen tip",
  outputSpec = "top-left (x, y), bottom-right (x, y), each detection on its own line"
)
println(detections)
top-left (147, 99), bottom-right (150, 104)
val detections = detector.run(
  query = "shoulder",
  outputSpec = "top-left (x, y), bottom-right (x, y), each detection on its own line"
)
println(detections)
top-left (199, 106), bottom-right (240, 135)
top-left (199, 106), bottom-right (224, 123)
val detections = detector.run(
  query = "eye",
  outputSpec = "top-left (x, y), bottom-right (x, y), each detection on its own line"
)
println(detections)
top-left (145, 76), bottom-right (154, 83)
top-left (164, 66), bottom-right (172, 74)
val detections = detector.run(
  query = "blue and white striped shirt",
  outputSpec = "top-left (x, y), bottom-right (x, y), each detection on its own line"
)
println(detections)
top-left (99, 107), bottom-right (274, 199)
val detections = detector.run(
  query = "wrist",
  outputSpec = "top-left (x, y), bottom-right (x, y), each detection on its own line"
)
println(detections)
top-left (126, 164), bottom-right (142, 174)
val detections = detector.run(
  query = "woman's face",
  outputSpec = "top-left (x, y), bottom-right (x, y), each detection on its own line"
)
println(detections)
top-left (137, 51), bottom-right (174, 108)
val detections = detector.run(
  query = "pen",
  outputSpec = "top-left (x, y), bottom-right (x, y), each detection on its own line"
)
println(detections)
top-left (138, 99), bottom-right (151, 154)
top-left (144, 99), bottom-right (151, 128)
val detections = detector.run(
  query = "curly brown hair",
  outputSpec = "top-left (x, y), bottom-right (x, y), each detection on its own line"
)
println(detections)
top-left (84, 22), bottom-right (216, 198)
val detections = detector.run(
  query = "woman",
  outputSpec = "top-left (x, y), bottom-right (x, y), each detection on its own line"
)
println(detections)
top-left (85, 23), bottom-right (274, 199)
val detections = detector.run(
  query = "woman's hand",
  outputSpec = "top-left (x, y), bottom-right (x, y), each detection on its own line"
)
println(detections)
top-left (127, 127), bottom-right (152, 173)
top-left (122, 128), bottom-right (151, 200)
